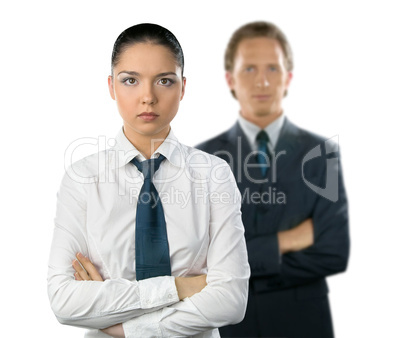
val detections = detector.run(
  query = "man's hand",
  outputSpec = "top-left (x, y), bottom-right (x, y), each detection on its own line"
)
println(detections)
top-left (277, 218), bottom-right (314, 254)
top-left (175, 275), bottom-right (207, 300)
top-left (73, 253), bottom-right (124, 337)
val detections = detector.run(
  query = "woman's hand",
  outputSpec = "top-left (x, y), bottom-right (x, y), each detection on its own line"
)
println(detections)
top-left (72, 254), bottom-right (207, 336)
top-left (175, 275), bottom-right (207, 300)
top-left (72, 253), bottom-right (124, 337)
top-left (101, 324), bottom-right (125, 338)
top-left (72, 252), bottom-right (103, 281)
top-left (73, 253), bottom-right (207, 301)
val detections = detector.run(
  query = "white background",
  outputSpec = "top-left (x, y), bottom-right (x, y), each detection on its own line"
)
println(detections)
top-left (1, 0), bottom-right (401, 337)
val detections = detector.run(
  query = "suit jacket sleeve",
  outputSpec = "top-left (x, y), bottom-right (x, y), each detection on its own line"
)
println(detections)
top-left (248, 146), bottom-right (350, 291)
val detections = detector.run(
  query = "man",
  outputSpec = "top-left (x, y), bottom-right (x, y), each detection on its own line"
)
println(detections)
top-left (196, 21), bottom-right (349, 338)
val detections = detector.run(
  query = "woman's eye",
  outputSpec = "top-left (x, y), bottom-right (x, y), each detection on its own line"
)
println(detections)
top-left (268, 66), bottom-right (278, 72)
top-left (245, 67), bottom-right (255, 73)
top-left (158, 78), bottom-right (174, 86)
top-left (123, 78), bottom-right (137, 85)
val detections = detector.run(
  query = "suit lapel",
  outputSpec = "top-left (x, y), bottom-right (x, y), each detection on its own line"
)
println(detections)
top-left (272, 117), bottom-right (302, 183)
top-left (224, 122), bottom-right (265, 191)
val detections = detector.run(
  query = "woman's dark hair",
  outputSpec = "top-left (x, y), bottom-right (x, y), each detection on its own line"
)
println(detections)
top-left (111, 23), bottom-right (184, 76)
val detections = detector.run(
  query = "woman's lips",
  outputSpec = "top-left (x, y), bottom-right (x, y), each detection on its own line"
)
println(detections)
top-left (138, 112), bottom-right (159, 121)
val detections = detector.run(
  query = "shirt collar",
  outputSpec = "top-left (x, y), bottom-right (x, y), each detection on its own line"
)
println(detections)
top-left (238, 113), bottom-right (285, 149)
top-left (110, 127), bottom-right (185, 169)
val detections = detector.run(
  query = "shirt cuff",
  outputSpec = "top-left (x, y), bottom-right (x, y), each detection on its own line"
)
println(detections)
top-left (138, 276), bottom-right (179, 309)
top-left (123, 310), bottom-right (163, 338)
top-left (247, 234), bottom-right (281, 276)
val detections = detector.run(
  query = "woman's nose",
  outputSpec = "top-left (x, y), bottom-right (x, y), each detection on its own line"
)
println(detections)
top-left (141, 84), bottom-right (157, 105)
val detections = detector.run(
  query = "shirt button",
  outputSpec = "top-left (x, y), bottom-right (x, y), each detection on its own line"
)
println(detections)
top-left (168, 294), bottom-right (172, 299)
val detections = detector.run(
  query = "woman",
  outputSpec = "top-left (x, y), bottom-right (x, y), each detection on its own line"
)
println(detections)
top-left (48, 23), bottom-right (249, 338)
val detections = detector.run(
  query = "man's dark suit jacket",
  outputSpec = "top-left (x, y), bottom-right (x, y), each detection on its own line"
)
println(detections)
top-left (196, 117), bottom-right (350, 338)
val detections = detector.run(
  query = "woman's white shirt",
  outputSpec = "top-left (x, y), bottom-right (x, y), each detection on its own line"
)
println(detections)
top-left (48, 128), bottom-right (250, 337)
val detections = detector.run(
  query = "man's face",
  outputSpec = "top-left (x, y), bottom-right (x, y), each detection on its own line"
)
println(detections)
top-left (226, 37), bottom-right (292, 125)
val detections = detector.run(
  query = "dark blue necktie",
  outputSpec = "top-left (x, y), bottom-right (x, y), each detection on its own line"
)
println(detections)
top-left (256, 130), bottom-right (270, 177)
top-left (131, 154), bottom-right (171, 280)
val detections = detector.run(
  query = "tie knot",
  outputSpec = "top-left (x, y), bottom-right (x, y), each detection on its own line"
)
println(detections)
top-left (256, 130), bottom-right (269, 143)
top-left (131, 154), bottom-right (166, 180)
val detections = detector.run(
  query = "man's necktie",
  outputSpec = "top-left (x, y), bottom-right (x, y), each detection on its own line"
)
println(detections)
top-left (256, 130), bottom-right (270, 177)
top-left (131, 154), bottom-right (171, 280)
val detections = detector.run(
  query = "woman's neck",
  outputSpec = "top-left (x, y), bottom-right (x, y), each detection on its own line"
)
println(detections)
top-left (123, 125), bottom-right (170, 159)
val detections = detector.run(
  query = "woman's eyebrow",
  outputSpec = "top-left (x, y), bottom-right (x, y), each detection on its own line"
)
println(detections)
top-left (156, 72), bottom-right (178, 77)
top-left (117, 71), bottom-right (178, 77)
top-left (117, 70), bottom-right (140, 76)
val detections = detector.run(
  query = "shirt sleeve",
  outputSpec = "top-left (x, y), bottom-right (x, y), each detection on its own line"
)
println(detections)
top-left (47, 168), bottom-right (179, 329)
top-left (122, 162), bottom-right (250, 337)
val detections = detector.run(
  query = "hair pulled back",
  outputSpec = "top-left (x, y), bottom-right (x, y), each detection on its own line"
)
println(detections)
top-left (111, 23), bottom-right (184, 76)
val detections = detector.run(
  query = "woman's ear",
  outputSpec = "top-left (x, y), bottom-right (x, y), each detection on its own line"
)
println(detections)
top-left (180, 77), bottom-right (186, 101)
top-left (108, 75), bottom-right (115, 100)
